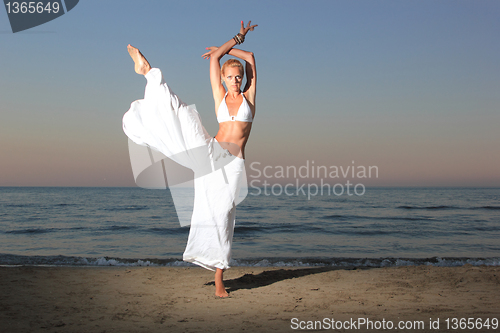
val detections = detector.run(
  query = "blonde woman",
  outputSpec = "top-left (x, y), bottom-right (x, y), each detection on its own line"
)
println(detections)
top-left (123, 21), bottom-right (257, 297)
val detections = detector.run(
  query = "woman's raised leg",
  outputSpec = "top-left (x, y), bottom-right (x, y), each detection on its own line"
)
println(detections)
top-left (127, 44), bottom-right (151, 75)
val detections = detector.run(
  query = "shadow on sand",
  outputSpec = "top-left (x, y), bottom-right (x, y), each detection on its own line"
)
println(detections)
top-left (205, 266), bottom-right (371, 292)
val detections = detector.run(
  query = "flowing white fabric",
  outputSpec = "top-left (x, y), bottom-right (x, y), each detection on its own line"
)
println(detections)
top-left (122, 68), bottom-right (247, 271)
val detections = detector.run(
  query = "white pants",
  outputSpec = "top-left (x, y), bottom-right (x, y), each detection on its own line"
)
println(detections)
top-left (123, 68), bottom-right (247, 271)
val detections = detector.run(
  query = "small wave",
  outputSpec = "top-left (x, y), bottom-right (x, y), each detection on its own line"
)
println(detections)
top-left (0, 254), bottom-right (183, 267)
top-left (385, 216), bottom-right (435, 221)
top-left (294, 206), bottom-right (319, 211)
top-left (104, 225), bottom-right (138, 231)
top-left (398, 205), bottom-right (456, 210)
top-left (2, 254), bottom-right (497, 268)
top-left (84, 257), bottom-right (159, 266)
top-left (469, 206), bottom-right (500, 210)
top-left (4, 203), bottom-right (36, 208)
top-left (234, 225), bottom-right (267, 233)
top-left (231, 257), bottom-right (500, 268)
top-left (5, 228), bottom-right (55, 235)
top-left (322, 214), bottom-right (434, 222)
top-left (69, 226), bottom-right (89, 231)
top-left (242, 205), bottom-right (280, 211)
top-left (235, 224), bottom-right (327, 235)
top-left (323, 214), bottom-right (346, 220)
top-left (104, 206), bottom-right (149, 212)
top-left (54, 203), bottom-right (76, 207)
top-left (398, 205), bottom-right (500, 211)
top-left (145, 227), bottom-right (187, 235)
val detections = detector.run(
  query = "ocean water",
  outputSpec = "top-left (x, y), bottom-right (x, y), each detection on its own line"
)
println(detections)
top-left (0, 187), bottom-right (499, 267)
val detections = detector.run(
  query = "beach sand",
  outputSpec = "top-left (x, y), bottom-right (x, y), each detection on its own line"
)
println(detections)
top-left (0, 265), bottom-right (498, 332)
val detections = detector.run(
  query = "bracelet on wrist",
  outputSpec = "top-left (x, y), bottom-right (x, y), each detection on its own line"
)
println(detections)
top-left (233, 33), bottom-right (245, 45)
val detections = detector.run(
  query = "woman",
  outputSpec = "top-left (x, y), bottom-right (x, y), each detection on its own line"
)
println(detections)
top-left (123, 21), bottom-right (257, 298)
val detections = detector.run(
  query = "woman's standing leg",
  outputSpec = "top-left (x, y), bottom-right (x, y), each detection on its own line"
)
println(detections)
top-left (215, 268), bottom-right (229, 298)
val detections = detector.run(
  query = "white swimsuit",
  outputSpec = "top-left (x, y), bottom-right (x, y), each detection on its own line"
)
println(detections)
top-left (217, 92), bottom-right (253, 123)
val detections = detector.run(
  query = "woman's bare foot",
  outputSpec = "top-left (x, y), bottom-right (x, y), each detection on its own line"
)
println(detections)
top-left (215, 268), bottom-right (229, 298)
top-left (127, 44), bottom-right (151, 75)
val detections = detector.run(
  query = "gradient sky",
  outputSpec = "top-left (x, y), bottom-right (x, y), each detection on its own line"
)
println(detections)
top-left (1, 0), bottom-right (499, 187)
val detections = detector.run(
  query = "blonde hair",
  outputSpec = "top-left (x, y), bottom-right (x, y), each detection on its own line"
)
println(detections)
top-left (221, 59), bottom-right (244, 76)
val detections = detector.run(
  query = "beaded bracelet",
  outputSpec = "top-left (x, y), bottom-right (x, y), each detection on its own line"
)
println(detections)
top-left (233, 33), bottom-right (245, 45)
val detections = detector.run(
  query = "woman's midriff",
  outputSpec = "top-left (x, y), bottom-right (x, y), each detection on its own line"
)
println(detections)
top-left (215, 121), bottom-right (252, 160)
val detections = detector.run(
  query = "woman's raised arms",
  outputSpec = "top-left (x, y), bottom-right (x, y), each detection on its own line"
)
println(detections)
top-left (205, 21), bottom-right (257, 110)
top-left (203, 46), bottom-right (256, 107)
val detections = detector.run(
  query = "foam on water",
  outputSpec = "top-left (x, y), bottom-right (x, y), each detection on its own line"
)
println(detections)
top-left (1, 254), bottom-right (498, 268)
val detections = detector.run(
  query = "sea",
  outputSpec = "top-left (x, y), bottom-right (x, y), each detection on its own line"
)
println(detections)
top-left (0, 187), bottom-right (499, 268)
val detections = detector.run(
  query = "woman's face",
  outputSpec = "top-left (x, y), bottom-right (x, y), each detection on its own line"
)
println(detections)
top-left (222, 67), bottom-right (243, 92)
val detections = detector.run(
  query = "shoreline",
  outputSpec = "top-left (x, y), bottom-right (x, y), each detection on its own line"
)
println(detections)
top-left (1, 265), bottom-right (498, 332)
top-left (1, 254), bottom-right (499, 268)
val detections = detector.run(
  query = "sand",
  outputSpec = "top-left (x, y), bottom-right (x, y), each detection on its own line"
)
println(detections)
top-left (0, 265), bottom-right (499, 332)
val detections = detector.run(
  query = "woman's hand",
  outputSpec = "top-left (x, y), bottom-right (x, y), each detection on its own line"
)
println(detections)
top-left (239, 20), bottom-right (258, 36)
top-left (202, 46), bottom-right (219, 59)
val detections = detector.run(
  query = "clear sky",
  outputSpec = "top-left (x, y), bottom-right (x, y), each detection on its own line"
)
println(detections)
top-left (1, 0), bottom-right (499, 187)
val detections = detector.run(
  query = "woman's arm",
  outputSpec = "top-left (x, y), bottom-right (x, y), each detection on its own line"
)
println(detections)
top-left (230, 49), bottom-right (256, 104)
top-left (207, 21), bottom-right (257, 109)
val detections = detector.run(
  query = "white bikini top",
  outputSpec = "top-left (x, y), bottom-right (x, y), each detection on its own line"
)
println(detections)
top-left (217, 92), bottom-right (253, 123)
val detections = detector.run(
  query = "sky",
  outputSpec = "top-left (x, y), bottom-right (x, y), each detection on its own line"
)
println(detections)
top-left (0, 0), bottom-right (499, 187)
